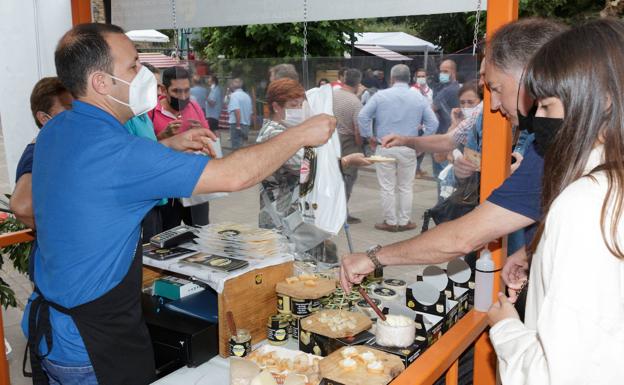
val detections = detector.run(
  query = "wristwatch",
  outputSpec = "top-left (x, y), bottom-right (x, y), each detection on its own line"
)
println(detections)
top-left (366, 244), bottom-right (384, 269)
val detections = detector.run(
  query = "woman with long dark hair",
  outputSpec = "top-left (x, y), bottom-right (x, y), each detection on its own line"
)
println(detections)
top-left (488, 18), bottom-right (624, 384)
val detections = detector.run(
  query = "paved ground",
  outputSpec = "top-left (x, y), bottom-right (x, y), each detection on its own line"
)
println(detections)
top-left (0, 128), bottom-right (438, 384)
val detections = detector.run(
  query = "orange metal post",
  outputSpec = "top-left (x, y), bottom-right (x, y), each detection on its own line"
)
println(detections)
top-left (0, 230), bottom-right (34, 385)
top-left (474, 1), bottom-right (519, 384)
top-left (392, 311), bottom-right (489, 385)
top-left (0, 310), bottom-right (8, 385)
top-left (445, 360), bottom-right (459, 385)
top-left (71, 0), bottom-right (92, 25)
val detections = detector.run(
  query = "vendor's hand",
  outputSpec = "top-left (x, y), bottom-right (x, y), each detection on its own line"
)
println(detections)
top-left (342, 153), bottom-right (372, 168)
top-left (502, 248), bottom-right (529, 304)
top-left (294, 114), bottom-right (336, 147)
top-left (453, 155), bottom-right (479, 179)
top-left (488, 292), bottom-right (520, 327)
top-left (381, 134), bottom-right (406, 149)
top-left (451, 107), bottom-right (463, 127)
top-left (161, 128), bottom-right (218, 157)
top-left (158, 119), bottom-right (183, 139)
top-left (340, 253), bottom-right (376, 292)
top-left (510, 152), bottom-right (524, 175)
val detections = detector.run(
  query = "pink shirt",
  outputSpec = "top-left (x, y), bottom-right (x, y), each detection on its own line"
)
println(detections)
top-left (149, 96), bottom-right (209, 136)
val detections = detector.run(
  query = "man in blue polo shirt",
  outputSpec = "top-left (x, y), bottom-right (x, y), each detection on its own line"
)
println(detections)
top-left (338, 19), bottom-right (567, 298)
top-left (23, 23), bottom-right (335, 385)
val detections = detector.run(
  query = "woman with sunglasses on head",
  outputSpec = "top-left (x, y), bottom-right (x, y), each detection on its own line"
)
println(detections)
top-left (488, 18), bottom-right (624, 384)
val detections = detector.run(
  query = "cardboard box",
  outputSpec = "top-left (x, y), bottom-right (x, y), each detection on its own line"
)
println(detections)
top-left (446, 258), bottom-right (475, 307)
top-left (365, 338), bottom-right (427, 367)
top-left (452, 286), bottom-right (471, 318)
top-left (406, 279), bottom-right (459, 333)
top-left (298, 328), bottom-right (375, 357)
top-left (443, 298), bottom-right (459, 333)
top-left (153, 276), bottom-right (204, 300)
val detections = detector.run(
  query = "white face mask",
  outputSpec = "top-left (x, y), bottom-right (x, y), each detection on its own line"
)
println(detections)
top-left (282, 108), bottom-right (304, 127)
top-left (462, 106), bottom-right (478, 118)
top-left (416, 77), bottom-right (427, 86)
top-left (108, 66), bottom-right (158, 116)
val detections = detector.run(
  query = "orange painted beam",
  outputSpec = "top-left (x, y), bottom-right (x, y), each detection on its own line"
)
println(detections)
top-left (0, 310), bottom-right (8, 385)
top-left (475, 1), bottom-right (519, 384)
top-left (445, 360), bottom-right (459, 385)
top-left (0, 229), bottom-right (35, 248)
top-left (474, 332), bottom-right (497, 385)
top-left (0, 229), bottom-right (34, 385)
top-left (71, 0), bottom-right (92, 26)
top-left (392, 311), bottom-right (489, 385)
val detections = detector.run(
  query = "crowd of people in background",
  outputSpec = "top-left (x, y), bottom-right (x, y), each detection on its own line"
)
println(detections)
top-left (155, 59), bottom-right (488, 232)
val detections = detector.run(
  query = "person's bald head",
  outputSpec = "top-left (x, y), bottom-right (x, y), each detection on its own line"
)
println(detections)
top-left (439, 59), bottom-right (457, 81)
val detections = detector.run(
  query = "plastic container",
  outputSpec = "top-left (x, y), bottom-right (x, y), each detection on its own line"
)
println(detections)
top-left (375, 315), bottom-right (416, 348)
top-left (474, 249), bottom-right (494, 311)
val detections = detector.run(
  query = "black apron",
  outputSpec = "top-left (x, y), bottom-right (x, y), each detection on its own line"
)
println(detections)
top-left (27, 241), bottom-right (155, 385)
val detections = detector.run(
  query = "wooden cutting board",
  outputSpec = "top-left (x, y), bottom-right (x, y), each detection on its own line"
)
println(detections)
top-left (300, 310), bottom-right (372, 339)
top-left (319, 346), bottom-right (404, 385)
top-left (275, 277), bottom-right (336, 299)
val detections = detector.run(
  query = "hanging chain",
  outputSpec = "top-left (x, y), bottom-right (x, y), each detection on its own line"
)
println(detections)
top-left (301, 0), bottom-right (310, 89)
top-left (303, 0), bottom-right (308, 60)
top-left (472, 0), bottom-right (482, 55)
top-left (170, 0), bottom-right (180, 58)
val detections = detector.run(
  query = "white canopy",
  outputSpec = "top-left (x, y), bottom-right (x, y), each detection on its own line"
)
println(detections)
top-left (112, 0), bottom-right (486, 30)
top-left (354, 32), bottom-right (439, 53)
top-left (126, 29), bottom-right (170, 43)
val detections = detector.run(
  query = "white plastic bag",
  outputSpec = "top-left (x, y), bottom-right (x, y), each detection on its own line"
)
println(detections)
top-left (298, 85), bottom-right (346, 235)
top-left (181, 137), bottom-right (228, 207)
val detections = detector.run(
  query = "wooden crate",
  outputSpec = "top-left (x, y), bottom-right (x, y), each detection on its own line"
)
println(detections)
top-left (217, 261), bottom-right (293, 357)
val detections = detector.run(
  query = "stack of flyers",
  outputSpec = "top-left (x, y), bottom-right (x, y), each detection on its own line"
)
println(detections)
top-left (179, 253), bottom-right (249, 272)
top-left (194, 222), bottom-right (289, 260)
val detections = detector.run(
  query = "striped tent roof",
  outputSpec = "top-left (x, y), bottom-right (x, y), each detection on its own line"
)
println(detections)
top-left (138, 52), bottom-right (188, 69)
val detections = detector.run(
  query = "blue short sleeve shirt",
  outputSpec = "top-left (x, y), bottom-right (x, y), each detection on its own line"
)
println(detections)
top-left (22, 100), bottom-right (208, 364)
top-left (487, 142), bottom-right (544, 223)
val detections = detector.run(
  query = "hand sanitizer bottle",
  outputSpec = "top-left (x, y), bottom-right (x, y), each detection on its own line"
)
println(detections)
top-left (474, 249), bottom-right (494, 312)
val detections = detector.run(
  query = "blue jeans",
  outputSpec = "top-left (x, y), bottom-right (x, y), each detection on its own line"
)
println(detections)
top-left (42, 359), bottom-right (98, 385)
top-left (229, 124), bottom-right (250, 150)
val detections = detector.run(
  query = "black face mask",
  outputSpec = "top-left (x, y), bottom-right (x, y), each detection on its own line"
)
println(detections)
top-left (531, 116), bottom-right (564, 157)
top-left (169, 96), bottom-right (190, 111)
top-left (517, 105), bottom-right (537, 132)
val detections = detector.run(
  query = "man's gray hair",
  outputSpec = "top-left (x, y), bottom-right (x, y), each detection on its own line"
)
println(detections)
top-left (270, 63), bottom-right (299, 81)
top-left (344, 68), bottom-right (362, 88)
top-left (487, 18), bottom-right (568, 73)
top-left (390, 64), bottom-right (410, 83)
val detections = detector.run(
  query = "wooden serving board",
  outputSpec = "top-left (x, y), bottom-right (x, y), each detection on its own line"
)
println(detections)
top-left (319, 346), bottom-right (404, 385)
top-left (300, 310), bottom-right (372, 339)
top-left (218, 261), bottom-right (294, 357)
top-left (275, 277), bottom-right (336, 299)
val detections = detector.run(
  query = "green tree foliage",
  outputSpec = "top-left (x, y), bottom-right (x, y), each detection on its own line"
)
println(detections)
top-left (194, 20), bottom-right (362, 60)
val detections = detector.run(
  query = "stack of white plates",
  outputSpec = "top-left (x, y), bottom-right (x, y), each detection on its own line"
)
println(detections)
top-left (194, 222), bottom-right (289, 260)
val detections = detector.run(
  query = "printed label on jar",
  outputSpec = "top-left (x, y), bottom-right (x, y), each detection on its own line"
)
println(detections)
top-left (290, 317), bottom-right (300, 341)
top-left (291, 298), bottom-right (320, 316)
top-left (277, 293), bottom-right (291, 314)
top-left (228, 338), bottom-right (251, 357)
top-left (268, 327), bottom-right (288, 342)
